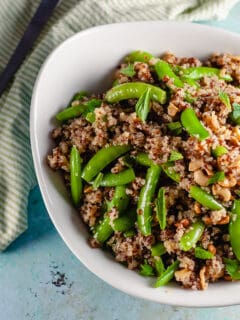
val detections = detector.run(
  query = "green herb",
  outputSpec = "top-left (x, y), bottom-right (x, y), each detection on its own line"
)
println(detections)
top-left (71, 90), bottom-right (88, 104)
top-left (92, 172), bottom-right (104, 189)
top-left (85, 112), bottom-right (96, 123)
top-left (169, 150), bottom-right (183, 162)
top-left (211, 146), bottom-right (228, 158)
top-left (139, 260), bottom-right (154, 276)
top-left (156, 187), bottom-right (167, 230)
top-left (219, 91), bottom-right (231, 110)
top-left (230, 102), bottom-right (240, 125)
top-left (135, 88), bottom-right (151, 122)
top-left (120, 64), bottom-right (136, 77)
top-left (224, 258), bottom-right (240, 280)
top-left (155, 260), bottom-right (179, 287)
top-left (162, 162), bottom-right (180, 183)
top-left (151, 242), bottom-right (166, 256)
top-left (167, 121), bottom-right (182, 135)
top-left (207, 171), bottom-right (225, 185)
top-left (194, 247), bottom-right (214, 259)
top-left (154, 256), bottom-right (165, 276)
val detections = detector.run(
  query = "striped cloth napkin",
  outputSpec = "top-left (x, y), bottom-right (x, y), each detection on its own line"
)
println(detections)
top-left (0, 0), bottom-right (239, 251)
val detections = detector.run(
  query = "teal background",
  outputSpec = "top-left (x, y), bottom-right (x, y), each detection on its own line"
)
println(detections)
top-left (1, 5), bottom-right (240, 319)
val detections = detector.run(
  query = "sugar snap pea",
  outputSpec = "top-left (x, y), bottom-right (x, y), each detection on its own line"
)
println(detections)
top-left (156, 187), bottom-right (167, 230)
top-left (125, 50), bottom-right (154, 64)
top-left (56, 99), bottom-right (101, 122)
top-left (181, 66), bottom-right (232, 81)
top-left (154, 256), bottom-right (165, 276)
top-left (154, 60), bottom-right (183, 88)
top-left (179, 221), bottom-right (205, 251)
top-left (70, 146), bottom-right (83, 206)
top-left (211, 146), bottom-right (228, 158)
top-left (135, 152), bottom-right (155, 167)
top-left (189, 185), bottom-right (223, 210)
top-left (181, 108), bottom-right (209, 141)
top-left (105, 82), bottom-right (167, 104)
top-left (229, 200), bottom-right (240, 260)
top-left (94, 185), bottom-right (129, 243)
top-left (137, 165), bottom-right (161, 235)
top-left (194, 247), bottom-right (214, 259)
top-left (82, 145), bottom-right (131, 182)
top-left (183, 78), bottom-right (200, 88)
top-left (151, 242), bottom-right (166, 256)
top-left (135, 153), bottom-right (180, 183)
top-left (99, 168), bottom-right (135, 187)
top-left (126, 50), bottom-right (183, 88)
top-left (112, 208), bottom-right (136, 232)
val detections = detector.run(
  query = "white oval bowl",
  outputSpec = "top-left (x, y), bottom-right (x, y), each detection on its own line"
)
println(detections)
top-left (30, 21), bottom-right (240, 307)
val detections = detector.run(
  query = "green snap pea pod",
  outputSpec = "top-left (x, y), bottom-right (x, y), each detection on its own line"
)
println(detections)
top-left (156, 187), bottom-right (167, 230)
top-left (135, 154), bottom-right (180, 182)
top-left (137, 165), bottom-right (161, 236)
top-left (135, 152), bottom-right (155, 167)
top-left (94, 217), bottom-right (113, 244)
top-left (189, 185), bottom-right (223, 210)
top-left (126, 50), bottom-right (183, 88)
top-left (161, 162), bottom-right (180, 183)
top-left (194, 247), bottom-right (214, 259)
top-left (94, 185), bottom-right (129, 243)
top-left (125, 50), bottom-right (154, 64)
top-left (155, 260), bottom-right (179, 287)
top-left (179, 221), bottom-right (205, 251)
top-left (99, 168), bottom-right (135, 187)
top-left (106, 185), bottom-right (130, 213)
top-left (105, 82), bottom-right (167, 104)
top-left (82, 145), bottom-right (131, 182)
top-left (229, 200), bottom-right (240, 260)
top-left (154, 256), bottom-right (165, 276)
top-left (211, 146), bottom-right (228, 158)
top-left (70, 146), bottom-right (83, 206)
top-left (181, 66), bottom-right (232, 82)
top-left (151, 242), bottom-right (166, 256)
top-left (181, 108), bottom-right (210, 141)
top-left (183, 78), bottom-right (200, 88)
top-left (112, 208), bottom-right (136, 232)
top-left (56, 99), bottom-right (101, 122)
top-left (154, 60), bottom-right (183, 88)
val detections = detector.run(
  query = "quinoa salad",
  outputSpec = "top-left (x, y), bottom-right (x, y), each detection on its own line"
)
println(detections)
top-left (47, 51), bottom-right (240, 290)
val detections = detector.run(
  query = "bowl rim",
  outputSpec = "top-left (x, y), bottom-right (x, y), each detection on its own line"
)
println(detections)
top-left (30, 20), bottom-right (240, 307)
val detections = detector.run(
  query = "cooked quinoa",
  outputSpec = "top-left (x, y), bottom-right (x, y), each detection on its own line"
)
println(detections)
top-left (47, 51), bottom-right (240, 290)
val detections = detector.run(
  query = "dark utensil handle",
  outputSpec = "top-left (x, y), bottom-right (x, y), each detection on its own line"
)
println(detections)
top-left (0, 0), bottom-right (60, 96)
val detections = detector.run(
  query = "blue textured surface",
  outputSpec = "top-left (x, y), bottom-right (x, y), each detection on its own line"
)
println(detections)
top-left (1, 6), bottom-right (240, 319)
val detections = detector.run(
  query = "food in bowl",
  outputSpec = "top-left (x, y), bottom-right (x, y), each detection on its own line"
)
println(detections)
top-left (47, 50), bottom-right (240, 290)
